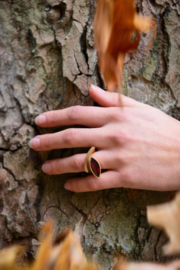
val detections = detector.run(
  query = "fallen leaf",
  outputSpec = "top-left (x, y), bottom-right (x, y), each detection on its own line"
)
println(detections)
top-left (33, 221), bottom-right (53, 270)
top-left (54, 230), bottom-right (87, 270)
top-left (1, 220), bottom-right (180, 270)
top-left (147, 192), bottom-right (180, 255)
top-left (33, 223), bottom-right (100, 270)
top-left (0, 245), bottom-right (24, 270)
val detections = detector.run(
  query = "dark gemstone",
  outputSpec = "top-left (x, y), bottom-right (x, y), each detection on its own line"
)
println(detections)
top-left (90, 158), bottom-right (101, 178)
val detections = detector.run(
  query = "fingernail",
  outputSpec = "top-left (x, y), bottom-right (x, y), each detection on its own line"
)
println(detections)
top-left (91, 84), bottom-right (99, 90)
top-left (35, 115), bottom-right (46, 125)
top-left (42, 163), bottom-right (51, 173)
top-left (29, 138), bottom-right (40, 149)
top-left (91, 84), bottom-right (104, 93)
top-left (64, 181), bottom-right (72, 191)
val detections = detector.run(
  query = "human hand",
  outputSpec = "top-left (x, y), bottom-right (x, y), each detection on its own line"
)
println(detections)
top-left (29, 85), bottom-right (180, 192)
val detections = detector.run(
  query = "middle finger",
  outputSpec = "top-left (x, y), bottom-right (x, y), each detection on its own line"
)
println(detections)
top-left (29, 127), bottom-right (107, 151)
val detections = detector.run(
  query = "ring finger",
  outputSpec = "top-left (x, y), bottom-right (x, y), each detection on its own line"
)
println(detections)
top-left (42, 150), bottom-right (115, 175)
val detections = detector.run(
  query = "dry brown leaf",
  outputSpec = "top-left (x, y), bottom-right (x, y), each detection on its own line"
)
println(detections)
top-left (2, 220), bottom-right (180, 270)
top-left (0, 245), bottom-right (24, 270)
top-left (0, 222), bottom-right (91, 270)
top-left (147, 192), bottom-right (180, 255)
top-left (54, 230), bottom-right (87, 270)
top-left (94, 0), bottom-right (156, 93)
top-left (32, 221), bottom-right (53, 270)
top-left (33, 223), bottom-right (100, 270)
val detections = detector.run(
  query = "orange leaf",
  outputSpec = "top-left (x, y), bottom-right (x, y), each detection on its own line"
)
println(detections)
top-left (94, 0), bottom-right (156, 93)
top-left (147, 192), bottom-right (180, 255)
top-left (33, 221), bottom-right (53, 270)
top-left (54, 231), bottom-right (87, 270)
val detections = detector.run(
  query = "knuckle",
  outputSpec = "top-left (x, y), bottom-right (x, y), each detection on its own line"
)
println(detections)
top-left (109, 109), bottom-right (121, 122)
top-left (112, 92), bottom-right (119, 105)
top-left (49, 110), bottom-right (59, 124)
top-left (54, 161), bottom-right (61, 174)
top-left (118, 130), bottom-right (129, 143)
top-left (68, 106), bottom-right (82, 121)
top-left (87, 178), bottom-right (98, 191)
top-left (108, 130), bottom-right (127, 145)
top-left (64, 129), bottom-right (76, 146)
top-left (69, 181), bottom-right (80, 192)
top-left (42, 136), bottom-right (51, 148)
top-left (73, 156), bottom-right (84, 171)
top-left (118, 130), bottom-right (126, 141)
top-left (121, 170), bottom-right (134, 186)
top-left (109, 108), bottom-right (130, 123)
top-left (114, 152), bottom-right (123, 165)
top-left (72, 183), bottom-right (80, 193)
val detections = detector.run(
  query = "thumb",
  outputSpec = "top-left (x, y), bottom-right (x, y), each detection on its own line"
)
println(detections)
top-left (90, 85), bottom-right (144, 107)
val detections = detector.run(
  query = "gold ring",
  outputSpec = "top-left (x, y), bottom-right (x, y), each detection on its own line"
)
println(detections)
top-left (84, 147), bottom-right (101, 178)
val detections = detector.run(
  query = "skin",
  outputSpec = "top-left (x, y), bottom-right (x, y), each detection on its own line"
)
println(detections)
top-left (29, 85), bottom-right (180, 192)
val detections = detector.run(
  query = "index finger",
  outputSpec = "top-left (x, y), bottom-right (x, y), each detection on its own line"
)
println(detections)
top-left (90, 85), bottom-right (146, 108)
top-left (35, 106), bottom-right (114, 128)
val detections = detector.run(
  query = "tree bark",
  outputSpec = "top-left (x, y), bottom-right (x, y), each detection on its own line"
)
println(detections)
top-left (0, 0), bottom-right (179, 269)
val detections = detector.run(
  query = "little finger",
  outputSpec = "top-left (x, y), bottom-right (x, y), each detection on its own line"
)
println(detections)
top-left (64, 171), bottom-right (120, 192)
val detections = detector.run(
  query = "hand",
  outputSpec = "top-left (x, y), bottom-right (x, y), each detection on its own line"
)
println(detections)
top-left (29, 85), bottom-right (180, 192)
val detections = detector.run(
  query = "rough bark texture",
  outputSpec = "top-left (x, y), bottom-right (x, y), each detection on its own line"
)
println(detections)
top-left (0, 0), bottom-right (179, 269)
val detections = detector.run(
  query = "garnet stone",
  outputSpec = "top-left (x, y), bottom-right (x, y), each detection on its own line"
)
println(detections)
top-left (90, 157), bottom-right (101, 178)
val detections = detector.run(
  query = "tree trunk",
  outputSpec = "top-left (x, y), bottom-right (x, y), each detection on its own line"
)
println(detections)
top-left (0, 0), bottom-right (179, 268)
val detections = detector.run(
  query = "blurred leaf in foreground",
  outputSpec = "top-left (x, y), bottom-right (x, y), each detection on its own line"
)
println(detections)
top-left (0, 221), bottom-right (100, 270)
top-left (33, 222), bottom-right (100, 270)
top-left (147, 192), bottom-right (180, 255)
top-left (2, 195), bottom-right (180, 270)
top-left (0, 245), bottom-right (24, 270)
top-left (94, 0), bottom-right (156, 93)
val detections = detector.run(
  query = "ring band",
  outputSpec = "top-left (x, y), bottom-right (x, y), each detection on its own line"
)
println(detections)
top-left (84, 147), bottom-right (95, 173)
top-left (84, 147), bottom-right (101, 178)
